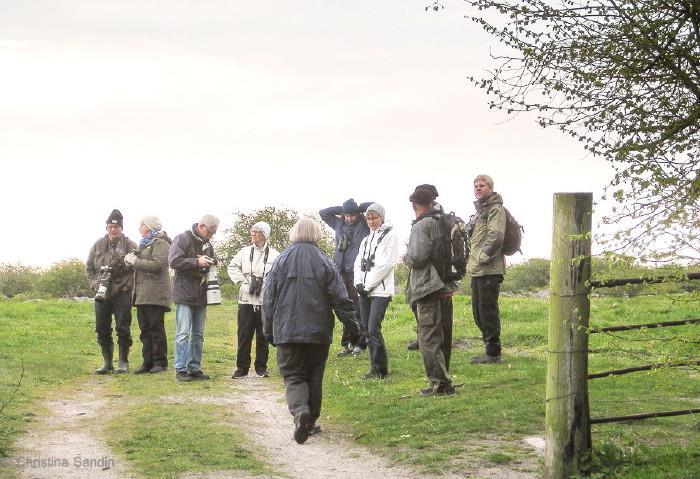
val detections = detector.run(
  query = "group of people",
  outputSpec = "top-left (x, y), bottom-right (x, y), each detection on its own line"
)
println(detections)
top-left (85, 174), bottom-right (509, 444)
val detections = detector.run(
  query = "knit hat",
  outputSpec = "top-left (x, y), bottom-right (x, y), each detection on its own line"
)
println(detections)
top-left (365, 203), bottom-right (385, 221)
top-left (414, 184), bottom-right (439, 200)
top-left (199, 214), bottom-right (220, 231)
top-left (342, 198), bottom-right (360, 215)
top-left (106, 209), bottom-right (123, 227)
top-left (251, 221), bottom-right (271, 239)
top-left (141, 215), bottom-right (162, 231)
top-left (409, 188), bottom-right (434, 206)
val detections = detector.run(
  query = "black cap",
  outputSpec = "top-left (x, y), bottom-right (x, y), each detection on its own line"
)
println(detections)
top-left (106, 209), bottom-right (123, 227)
top-left (414, 184), bottom-right (438, 200)
top-left (342, 198), bottom-right (360, 214)
top-left (409, 188), bottom-right (434, 206)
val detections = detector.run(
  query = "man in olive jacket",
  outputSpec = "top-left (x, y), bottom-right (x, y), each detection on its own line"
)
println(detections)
top-left (467, 174), bottom-right (507, 364)
top-left (86, 209), bottom-right (137, 374)
top-left (404, 188), bottom-right (454, 396)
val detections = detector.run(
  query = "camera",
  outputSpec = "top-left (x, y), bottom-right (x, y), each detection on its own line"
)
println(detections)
top-left (360, 256), bottom-right (375, 272)
top-left (248, 275), bottom-right (263, 296)
top-left (94, 265), bottom-right (113, 303)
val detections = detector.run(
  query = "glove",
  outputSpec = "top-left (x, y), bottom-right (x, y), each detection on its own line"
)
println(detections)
top-left (124, 252), bottom-right (137, 266)
top-left (265, 335), bottom-right (276, 347)
top-left (356, 284), bottom-right (368, 298)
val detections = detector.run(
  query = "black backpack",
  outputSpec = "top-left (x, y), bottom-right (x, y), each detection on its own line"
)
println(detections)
top-left (502, 208), bottom-right (523, 256)
top-left (431, 212), bottom-right (469, 282)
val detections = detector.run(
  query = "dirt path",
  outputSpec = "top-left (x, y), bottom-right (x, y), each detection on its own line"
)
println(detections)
top-left (8, 376), bottom-right (541, 478)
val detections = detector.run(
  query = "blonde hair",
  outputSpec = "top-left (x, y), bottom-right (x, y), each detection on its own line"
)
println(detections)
top-left (289, 217), bottom-right (323, 244)
top-left (473, 174), bottom-right (494, 189)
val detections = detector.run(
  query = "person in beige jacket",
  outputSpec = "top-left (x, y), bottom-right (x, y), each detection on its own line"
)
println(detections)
top-left (228, 221), bottom-right (279, 378)
top-left (467, 174), bottom-right (507, 364)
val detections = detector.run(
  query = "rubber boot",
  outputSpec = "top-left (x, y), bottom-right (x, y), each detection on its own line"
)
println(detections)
top-left (94, 343), bottom-right (114, 375)
top-left (114, 343), bottom-right (129, 374)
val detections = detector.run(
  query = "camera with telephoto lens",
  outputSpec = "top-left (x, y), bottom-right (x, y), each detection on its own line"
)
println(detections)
top-left (360, 256), bottom-right (375, 272)
top-left (94, 265), bottom-right (113, 303)
top-left (248, 275), bottom-right (263, 296)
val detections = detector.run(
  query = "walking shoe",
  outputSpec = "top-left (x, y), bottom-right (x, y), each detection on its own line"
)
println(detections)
top-left (256, 369), bottom-right (270, 378)
top-left (293, 411), bottom-right (312, 444)
top-left (175, 371), bottom-right (192, 382)
top-left (336, 346), bottom-right (353, 357)
top-left (362, 370), bottom-right (387, 380)
top-left (149, 365), bottom-right (168, 374)
top-left (419, 384), bottom-right (456, 397)
top-left (231, 369), bottom-right (248, 379)
top-left (470, 354), bottom-right (502, 364)
top-left (351, 345), bottom-right (363, 356)
top-left (406, 339), bottom-right (419, 351)
top-left (133, 365), bottom-right (152, 375)
top-left (188, 370), bottom-right (210, 380)
top-left (307, 423), bottom-right (321, 436)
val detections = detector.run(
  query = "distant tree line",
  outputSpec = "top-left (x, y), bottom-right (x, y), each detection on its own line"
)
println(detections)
top-left (0, 260), bottom-right (91, 299)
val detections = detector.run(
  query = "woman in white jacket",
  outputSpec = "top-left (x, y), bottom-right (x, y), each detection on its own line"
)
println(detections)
top-left (353, 203), bottom-right (400, 379)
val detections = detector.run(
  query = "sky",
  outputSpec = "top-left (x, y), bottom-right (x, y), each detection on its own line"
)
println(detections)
top-left (0, 0), bottom-right (613, 267)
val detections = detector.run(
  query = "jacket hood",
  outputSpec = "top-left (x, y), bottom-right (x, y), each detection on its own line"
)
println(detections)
top-left (474, 192), bottom-right (503, 212)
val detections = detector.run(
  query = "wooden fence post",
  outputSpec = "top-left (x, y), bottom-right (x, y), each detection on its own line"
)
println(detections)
top-left (545, 193), bottom-right (593, 478)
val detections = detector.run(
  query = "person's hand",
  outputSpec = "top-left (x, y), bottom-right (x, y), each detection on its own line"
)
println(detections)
top-left (356, 284), bottom-right (368, 298)
top-left (124, 252), bottom-right (137, 266)
top-left (197, 255), bottom-right (214, 268)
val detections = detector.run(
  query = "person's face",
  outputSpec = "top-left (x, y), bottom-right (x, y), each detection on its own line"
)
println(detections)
top-left (197, 223), bottom-right (217, 241)
top-left (343, 213), bottom-right (359, 225)
top-left (474, 179), bottom-right (493, 200)
top-left (250, 229), bottom-right (266, 247)
top-left (365, 213), bottom-right (383, 231)
top-left (138, 224), bottom-right (149, 238)
top-left (106, 224), bottom-right (123, 240)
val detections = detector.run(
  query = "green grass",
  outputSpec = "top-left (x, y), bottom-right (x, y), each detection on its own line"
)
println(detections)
top-left (1, 294), bottom-right (698, 478)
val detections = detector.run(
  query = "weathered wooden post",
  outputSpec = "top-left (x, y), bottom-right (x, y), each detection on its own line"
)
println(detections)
top-left (545, 193), bottom-right (593, 478)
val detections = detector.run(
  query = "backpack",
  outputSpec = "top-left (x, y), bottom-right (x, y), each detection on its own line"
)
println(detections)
top-left (502, 208), bottom-right (523, 256)
top-left (431, 212), bottom-right (469, 282)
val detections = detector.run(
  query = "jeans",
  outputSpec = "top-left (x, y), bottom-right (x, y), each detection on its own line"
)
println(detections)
top-left (340, 271), bottom-right (364, 348)
top-left (174, 303), bottom-right (207, 373)
top-left (358, 295), bottom-right (391, 375)
top-left (94, 290), bottom-right (133, 348)
top-left (471, 275), bottom-right (503, 357)
top-left (236, 304), bottom-right (268, 373)
top-left (276, 343), bottom-right (330, 424)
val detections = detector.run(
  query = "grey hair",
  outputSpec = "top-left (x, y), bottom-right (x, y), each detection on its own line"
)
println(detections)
top-left (199, 214), bottom-right (220, 230)
top-left (289, 217), bottom-right (323, 244)
top-left (473, 174), bottom-right (494, 189)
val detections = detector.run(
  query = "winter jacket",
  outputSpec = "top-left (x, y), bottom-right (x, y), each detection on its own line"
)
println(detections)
top-left (353, 223), bottom-right (399, 298)
top-left (404, 207), bottom-right (447, 305)
top-left (86, 234), bottom-right (137, 294)
top-left (319, 202), bottom-right (372, 273)
top-left (466, 192), bottom-right (506, 277)
top-left (227, 242), bottom-right (280, 306)
top-left (262, 242), bottom-right (359, 345)
top-left (168, 225), bottom-right (216, 307)
top-left (132, 232), bottom-right (172, 310)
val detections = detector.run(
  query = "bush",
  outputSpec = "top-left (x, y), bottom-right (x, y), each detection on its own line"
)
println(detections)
top-left (501, 258), bottom-right (550, 293)
top-left (0, 263), bottom-right (39, 298)
top-left (36, 259), bottom-right (92, 298)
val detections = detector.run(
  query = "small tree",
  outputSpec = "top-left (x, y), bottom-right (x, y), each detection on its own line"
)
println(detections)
top-left (0, 263), bottom-right (39, 298)
top-left (36, 259), bottom-right (92, 298)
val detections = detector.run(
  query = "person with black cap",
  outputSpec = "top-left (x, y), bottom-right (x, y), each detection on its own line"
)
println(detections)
top-left (86, 209), bottom-right (137, 374)
top-left (319, 198), bottom-right (373, 356)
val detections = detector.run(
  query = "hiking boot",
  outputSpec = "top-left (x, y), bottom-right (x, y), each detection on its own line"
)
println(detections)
top-left (351, 345), bottom-right (364, 356)
top-left (188, 370), bottom-right (210, 380)
top-left (176, 371), bottom-right (192, 382)
top-left (256, 369), bottom-right (270, 378)
top-left (406, 339), bottom-right (419, 351)
top-left (231, 369), bottom-right (248, 379)
top-left (420, 384), bottom-right (456, 397)
top-left (114, 344), bottom-right (129, 374)
top-left (336, 346), bottom-right (353, 357)
top-left (293, 411), bottom-right (311, 444)
top-left (133, 365), bottom-right (152, 375)
top-left (149, 365), bottom-right (168, 374)
top-left (307, 423), bottom-right (321, 436)
top-left (94, 343), bottom-right (114, 375)
top-left (470, 354), bottom-right (502, 364)
top-left (362, 370), bottom-right (387, 380)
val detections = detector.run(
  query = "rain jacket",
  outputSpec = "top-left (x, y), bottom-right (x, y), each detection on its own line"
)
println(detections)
top-left (466, 192), bottom-right (506, 277)
top-left (353, 222), bottom-right (399, 298)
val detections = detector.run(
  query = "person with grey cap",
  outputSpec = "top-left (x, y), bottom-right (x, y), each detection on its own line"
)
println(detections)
top-left (319, 198), bottom-right (373, 356)
top-left (353, 203), bottom-right (399, 379)
top-left (86, 209), bottom-right (137, 374)
top-left (227, 221), bottom-right (280, 379)
top-left (168, 214), bottom-right (220, 382)
top-left (124, 216), bottom-right (172, 374)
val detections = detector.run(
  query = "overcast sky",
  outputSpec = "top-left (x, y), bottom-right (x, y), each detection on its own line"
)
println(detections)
top-left (0, 0), bottom-right (612, 267)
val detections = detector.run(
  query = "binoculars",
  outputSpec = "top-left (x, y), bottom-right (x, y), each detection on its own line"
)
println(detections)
top-left (249, 275), bottom-right (263, 296)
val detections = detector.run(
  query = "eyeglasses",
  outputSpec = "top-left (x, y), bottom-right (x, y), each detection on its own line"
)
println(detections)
top-left (366, 216), bottom-right (381, 221)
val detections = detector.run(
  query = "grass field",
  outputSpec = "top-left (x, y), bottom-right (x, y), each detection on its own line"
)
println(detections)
top-left (0, 294), bottom-right (698, 478)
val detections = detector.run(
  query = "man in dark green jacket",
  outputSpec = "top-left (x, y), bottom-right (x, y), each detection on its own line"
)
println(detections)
top-left (467, 174), bottom-right (507, 364)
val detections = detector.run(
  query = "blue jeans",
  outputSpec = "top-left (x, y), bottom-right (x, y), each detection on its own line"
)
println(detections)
top-left (358, 295), bottom-right (391, 375)
top-left (174, 303), bottom-right (207, 373)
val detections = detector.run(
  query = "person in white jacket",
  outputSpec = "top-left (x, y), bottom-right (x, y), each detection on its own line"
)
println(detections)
top-left (353, 203), bottom-right (400, 379)
top-left (227, 221), bottom-right (280, 378)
